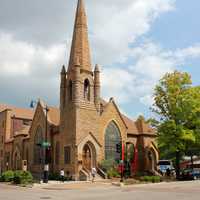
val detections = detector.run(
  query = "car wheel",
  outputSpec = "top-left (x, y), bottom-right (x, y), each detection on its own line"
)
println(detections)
top-left (193, 176), bottom-right (197, 180)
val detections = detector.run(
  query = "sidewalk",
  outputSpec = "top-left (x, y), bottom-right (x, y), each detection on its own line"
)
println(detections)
top-left (33, 180), bottom-right (112, 190)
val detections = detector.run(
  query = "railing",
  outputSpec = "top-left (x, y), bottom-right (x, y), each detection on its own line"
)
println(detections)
top-left (80, 168), bottom-right (90, 181)
top-left (97, 164), bottom-right (107, 179)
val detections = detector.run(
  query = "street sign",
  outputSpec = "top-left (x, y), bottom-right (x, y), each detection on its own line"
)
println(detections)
top-left (120, 160), bottom-right (124, 164)
top-left (42, 142), bottom-right (51, 148)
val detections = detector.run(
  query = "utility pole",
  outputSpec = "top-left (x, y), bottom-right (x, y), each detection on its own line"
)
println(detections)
top-left (176, 149), bottom-right (180, 180)
top-left (43, 105), bottom-right (49, 183)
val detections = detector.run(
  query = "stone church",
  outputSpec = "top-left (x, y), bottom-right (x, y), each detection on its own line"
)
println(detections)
top-left (0, 0), bottom-right (159, 180)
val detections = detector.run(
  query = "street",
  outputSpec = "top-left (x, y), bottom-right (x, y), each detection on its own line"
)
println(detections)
top-left (0, 181), bottom-right (200, 200)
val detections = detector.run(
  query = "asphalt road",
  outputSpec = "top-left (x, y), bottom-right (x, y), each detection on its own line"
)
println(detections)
top-left (0, 181), bottom-right (200, 200)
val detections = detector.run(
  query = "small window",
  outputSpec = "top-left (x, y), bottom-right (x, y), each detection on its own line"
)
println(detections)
top-left (84, 79), bottom-right (90, 101)
top-left (64, 146), bottom-right (71, 164)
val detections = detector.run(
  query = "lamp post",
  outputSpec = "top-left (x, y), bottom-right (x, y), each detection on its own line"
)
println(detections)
top-left (43, 105), bottom-right (49, 183)
top-left (175, 149), bottom-right (180, 180)
top-left (30, 100), bottom-right (50, 183)
top-left (120, 141), bottom-right (124, 183)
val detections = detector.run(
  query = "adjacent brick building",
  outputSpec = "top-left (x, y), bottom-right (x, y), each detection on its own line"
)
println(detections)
top-left (0, 0), bottom-right (159, 180)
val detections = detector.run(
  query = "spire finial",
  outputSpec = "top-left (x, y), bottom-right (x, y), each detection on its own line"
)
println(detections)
top-left (95, 64), bottom-right (100, 72)
top-left (61, 65), bottom-right (66, 74)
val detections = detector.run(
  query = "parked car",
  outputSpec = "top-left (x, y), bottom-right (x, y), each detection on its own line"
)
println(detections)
top-left (179, 168), bottom-right (200, 180)
top-left (158, 160), bottom-right (173, 175)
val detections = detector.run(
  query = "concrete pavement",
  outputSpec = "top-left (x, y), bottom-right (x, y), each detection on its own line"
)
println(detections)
top-left (0, 180), bottom-right (200, 200)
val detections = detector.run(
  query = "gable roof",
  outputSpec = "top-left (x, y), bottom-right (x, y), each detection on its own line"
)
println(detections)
top-left (48, 106), bottom-right (60, 126)
top-left (135, 118), bottom-right (156, 135)
top-left (100, 99), bottom-right (155, 136)
top-left (121, 114), bottom-right (139, 135)
top-left (0, 104), bottom-right (34, 120)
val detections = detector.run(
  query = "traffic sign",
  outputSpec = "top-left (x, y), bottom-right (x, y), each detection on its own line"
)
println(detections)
top-left (42, 142), bottom-right (51, 147)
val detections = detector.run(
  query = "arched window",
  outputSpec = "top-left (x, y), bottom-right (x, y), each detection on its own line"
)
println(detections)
top-left (55, 141), bottom-right (60, 165)
top-left (84, 79), bottom-right (90, 101)
top-left (34, 126), bottom-right (43, 165)
top-left (105, 121), bottom-right (121, 160)
top-left (69, 80), bottom-right (73, 101)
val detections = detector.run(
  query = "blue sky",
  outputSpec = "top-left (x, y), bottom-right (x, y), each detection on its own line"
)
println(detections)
top-left (149, 0), bottom-right (200, 85)
top-left (111, 0), bottom-right (200, 119)
top-left (0, 0), bottom-right (200, 120)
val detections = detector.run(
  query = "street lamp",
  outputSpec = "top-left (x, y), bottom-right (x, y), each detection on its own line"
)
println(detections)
top-left (175, 149), bottom-right (180, 180)
top-left (30, 100), bottom-right (50, 183)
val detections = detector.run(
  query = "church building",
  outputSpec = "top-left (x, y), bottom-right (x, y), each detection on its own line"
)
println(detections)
top-left (0, 0), bottom-right (159, 180)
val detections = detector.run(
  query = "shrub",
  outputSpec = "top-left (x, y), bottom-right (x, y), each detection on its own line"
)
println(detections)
top-left (141, 176), bottom-right (151, 182)
top-left (48, 172), bottom-right (72, 181)
top-left (1, 170), bottom-right (14, 182)
top-left (13, 171), bottom-right (33, 185)
top-left (152, 176), bottom-right (161, 183)
top-left (48, 172), bottom-right (60, 181)
top-left (107, 168), bottom-right (120, 179)
top-left (140, 176), bottom-right (161, 183)
top-left (0, 175), bottom-right (3, 182)
top-left (100, 159), bottom-right (117, 172)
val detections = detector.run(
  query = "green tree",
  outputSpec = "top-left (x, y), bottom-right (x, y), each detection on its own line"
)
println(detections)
top-left (152, 71), bottom-right (200, 178)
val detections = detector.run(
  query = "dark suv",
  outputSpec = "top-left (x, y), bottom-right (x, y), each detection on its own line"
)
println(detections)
top-left (179, 168), bottom-right (200, 180)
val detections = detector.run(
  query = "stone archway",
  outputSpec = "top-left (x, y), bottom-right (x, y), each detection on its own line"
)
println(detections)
top-left (82, 142), bottom-right (96, 171)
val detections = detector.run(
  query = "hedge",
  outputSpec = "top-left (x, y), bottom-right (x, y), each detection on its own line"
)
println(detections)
top-left (107, 168), bottom-right (120, 179)
top-left (13, 171), bottom-right (33, 185)
top-left (0, 170), bottom-right (33, 185)
top-left (1, 170), bottom-right (14, 182)
top-left (140, 176), bottom-right (161, 183)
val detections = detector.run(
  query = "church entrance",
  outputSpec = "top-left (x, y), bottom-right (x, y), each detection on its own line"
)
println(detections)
top-left (82, 142), bottom-right (96, 171)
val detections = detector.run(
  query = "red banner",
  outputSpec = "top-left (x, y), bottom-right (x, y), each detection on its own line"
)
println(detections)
top-left (131, 146), bottom-right (138, 174)
top-left (122, 142), bottom-right (125, 161)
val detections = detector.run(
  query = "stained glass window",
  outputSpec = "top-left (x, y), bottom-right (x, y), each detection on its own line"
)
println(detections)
top-left (105, 121), bottom-right (121, 160)
top-left (34, 126), bottom-right (43, 165)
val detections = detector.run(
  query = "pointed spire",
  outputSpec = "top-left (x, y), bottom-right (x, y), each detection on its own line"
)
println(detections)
top-left (68, 0), bottom-right (92, 73)
top-left (94, 64), bottom-right (100, 72)
top-left (61, 65), bottom-right (66, 74)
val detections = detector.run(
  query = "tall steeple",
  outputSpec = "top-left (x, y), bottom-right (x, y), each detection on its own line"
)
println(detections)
top-left (68, 0), bottom-right (92, 73)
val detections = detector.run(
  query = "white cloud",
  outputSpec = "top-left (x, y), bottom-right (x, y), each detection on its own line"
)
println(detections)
top-left (174, 44), bottom-right (200, 64)
top-left (1, 0), bottom-right (200, 114)
top-left (90, 0), bottom-right (175, 66)
top-left (102, 41), bottom-right (200, 107)
top-left (0, 32), bottom-right (68, 106)
top-left (0, 32), bottom-right (67, 77)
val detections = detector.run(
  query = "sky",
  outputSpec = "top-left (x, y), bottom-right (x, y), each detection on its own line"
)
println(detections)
top-left (0, 0), bottom-right (200, 119)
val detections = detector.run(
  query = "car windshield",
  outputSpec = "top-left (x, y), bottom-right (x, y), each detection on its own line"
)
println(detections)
top-left (158, 161), bottom-right (171, 165)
